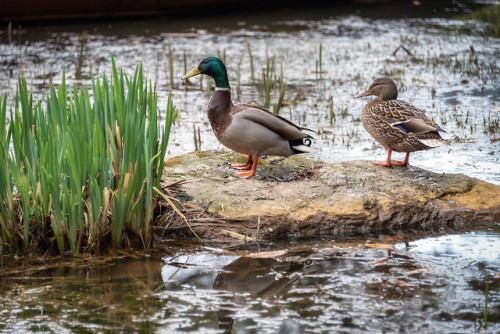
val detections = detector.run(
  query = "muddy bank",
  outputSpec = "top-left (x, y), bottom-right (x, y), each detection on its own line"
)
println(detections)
top-left (158, 150), bottom-right (499, 242)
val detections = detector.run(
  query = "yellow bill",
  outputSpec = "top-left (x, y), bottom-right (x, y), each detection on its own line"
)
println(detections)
top-left (182, 66), bottom-right (200, 80)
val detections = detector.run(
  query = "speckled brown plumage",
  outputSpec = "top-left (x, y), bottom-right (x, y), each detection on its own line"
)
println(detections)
top-left (356, 77), bottom-right (448, 167)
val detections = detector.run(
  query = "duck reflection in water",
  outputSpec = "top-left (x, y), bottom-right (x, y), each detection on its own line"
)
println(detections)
top-left (212, 252), bottom-right (313, 333)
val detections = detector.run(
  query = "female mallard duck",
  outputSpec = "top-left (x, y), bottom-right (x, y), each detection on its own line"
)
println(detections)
top-left (182, 57), bottom-right (314, 179)
top-left (355, 77), bottom-right (448, 167)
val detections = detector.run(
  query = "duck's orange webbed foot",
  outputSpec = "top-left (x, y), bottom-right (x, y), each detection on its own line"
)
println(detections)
top-left (371, 148), bottom-right (410, 167)
top-left (390, 160), bottom-right (407, 166)
top-left (230, 155), bottom-right (253, 170)
top-left (391, 152), bottom-right (410, 167)
top-left (372, 150), bottom-right (409, 167)
top-left (230, 162), bottom-right (252, 170)
top-left (372, 160), bottom-right (392, 167)
top-left (233, 155), bottom-right (259, 179)
top-left (234, 169), bottom-right (256, 179)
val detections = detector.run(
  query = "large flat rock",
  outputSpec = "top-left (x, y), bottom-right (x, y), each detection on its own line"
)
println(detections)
top-left (159, 150), bottom-right (499, 241)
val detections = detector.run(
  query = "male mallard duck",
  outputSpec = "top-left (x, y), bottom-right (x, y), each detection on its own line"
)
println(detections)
top-left (355, 77), bottom-right (448, 167)
top-left (182, 57), bottom-right (314, 179)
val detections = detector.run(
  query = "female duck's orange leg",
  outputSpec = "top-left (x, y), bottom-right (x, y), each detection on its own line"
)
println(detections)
top-left (373, 149), bottom-right (410, 167)
top-left (391, 152), bottom-right (410, 166)
top-left (234, 156), bottom-right (259, 179)
top-left (230, 155), bottom-right (253, 170)
top-left (372, 148), bottom-right (393, 167)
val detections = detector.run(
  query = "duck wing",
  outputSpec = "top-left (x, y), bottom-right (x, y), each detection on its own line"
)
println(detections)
top-left (232, 104), bottom-right (313, 140)
top-left (376, 100), bottom-right (445, 134)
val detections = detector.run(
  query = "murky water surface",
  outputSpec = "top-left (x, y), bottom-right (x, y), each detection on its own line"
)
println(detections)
top-left (0, 230), bottom-right (499, 333)
top-left (0, 2), bottom-right (498, 184)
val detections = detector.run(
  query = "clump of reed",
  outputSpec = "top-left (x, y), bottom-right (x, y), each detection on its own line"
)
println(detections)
top-left (259, 57), bottom-right (287, 115)
top-left (0, 57), bottom-right (176, 253)
top-left (75, 30), bottom-right (88, 80)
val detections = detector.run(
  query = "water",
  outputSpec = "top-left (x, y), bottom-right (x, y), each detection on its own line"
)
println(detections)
top-left (0, 2), bottom-right (499, 332)
top-left (0, 230), bottom-right (499, 333)
top-left (0, 2), bottom-right (498, 185)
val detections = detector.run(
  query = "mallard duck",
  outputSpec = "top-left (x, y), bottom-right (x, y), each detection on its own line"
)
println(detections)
top-left (182, 57), bottom-right (314, 179)
top-left (355, 77), bottom-right (448, 167)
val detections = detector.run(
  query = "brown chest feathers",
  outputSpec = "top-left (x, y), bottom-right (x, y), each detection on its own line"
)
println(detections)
top-left (207, 90), bottom-right (233, 136)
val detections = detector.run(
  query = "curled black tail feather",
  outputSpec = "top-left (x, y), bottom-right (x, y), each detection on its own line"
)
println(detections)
top-left (290, 137), bottom-right (314, 154)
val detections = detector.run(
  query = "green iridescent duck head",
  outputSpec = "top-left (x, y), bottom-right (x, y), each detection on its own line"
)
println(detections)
top-left (355, 77), bottom-right (398, 101)
top-left (182, 57), bottom-right (230, 89)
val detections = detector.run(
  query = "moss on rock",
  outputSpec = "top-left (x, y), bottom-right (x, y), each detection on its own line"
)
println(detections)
top-left (160, 150), bottom-right (500, 242)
